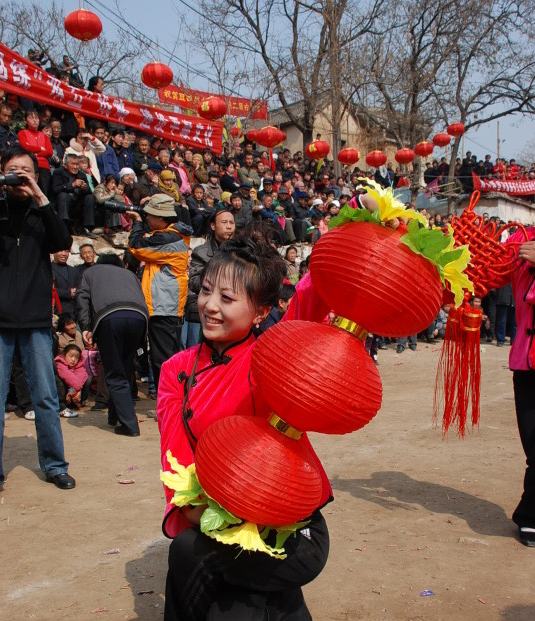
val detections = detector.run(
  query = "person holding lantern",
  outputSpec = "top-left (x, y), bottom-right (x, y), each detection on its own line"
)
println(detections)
top-left (157, 227), bottom-right (333, 621)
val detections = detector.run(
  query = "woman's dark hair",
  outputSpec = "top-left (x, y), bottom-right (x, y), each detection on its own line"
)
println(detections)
top-left (87, 76), bottom-right (102, 91)
top-left (202, 224), bottom-right (285, 309)
top-left (104, 173), bottom-right (118, 185)
top-left (96, 253), bottom-right (124, 268)
top-left (63, 344), bottom-right (82, 357)
top-left (57, 313), bottom-right (76, 333)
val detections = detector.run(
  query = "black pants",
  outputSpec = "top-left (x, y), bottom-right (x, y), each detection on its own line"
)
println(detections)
top-left (95, 315), bottom-right (146, 433)
top-left (9, 348), bottom-right (33, 413)
top-left (55, 192), bottom-right (96, 227)
top-left (165, 511), bottom-right (329, 621)
top-left (148, 316), bottom-right (182, 392)
top-left (512, 370), bottom-right (535, 528)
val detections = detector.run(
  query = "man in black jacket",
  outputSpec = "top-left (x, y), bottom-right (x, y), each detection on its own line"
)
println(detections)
top-left (0, 146), bottom-right (75, 489)
top-left (52, 249), bottom-right (77, 316)
top-left (52, 153), bottom-right (97, 237)
top-left (76, 254), bottom-right (149, 437)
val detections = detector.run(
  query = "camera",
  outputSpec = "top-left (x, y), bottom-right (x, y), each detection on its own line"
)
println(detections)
top-left (103, 199), bottom-right (144, 215)
top-left (0, 173), bottom-right (24, 186)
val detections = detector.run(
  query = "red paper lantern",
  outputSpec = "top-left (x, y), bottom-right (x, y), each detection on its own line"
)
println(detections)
top-left (252, 321), bottom-right (382, 434)
top-left (309, 222), bottom-right (443, 337)
top-left (195, 416), bottom-right (323, 526)
top-left (305, 140), bottom-right (330, 160)
top-left (141, 63), bottom-right (173, 89)
top-left (394, 148), bottom-right (416, 165)
top-left (414, 141), bottom-right (434, 157)
top-left (64, 9), bottom-right (102, 42)
top-left (198, 96), bottom-right (227, 120)
top-left (433, 133), bottom-right (451, 147)
top-left (337, 148), bottom-right (360, 165)
top-left (246, 129), bottom-right (259, 143)
top-left (255, 126), bottom-right (286, 148)
top-left (447, 122), bottom-right (465, 137)
top-left (365, 150), bottom-right (387, 168)
top-left (230, 126), bottom-right (241, 138)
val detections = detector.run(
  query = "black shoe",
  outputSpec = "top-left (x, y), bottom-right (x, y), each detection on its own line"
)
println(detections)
top-left (90, 402), bottom-right (107, 411)
top-left (46, 473), bottom-right (76, 489)
top-left (378, 343), bottom-right (388, 350)
top-left (396, 345), bottom-right (405, 354)
top-left (108, 419), bottom-right (118, 427)
top-left (409, 345), bottom-right (417, 351)
top-left (149, 391), bottom-right (157, 400)
top-left (81, 227), bottom-right (98, 240)
top-left (114, 425), bottom-right (140, 437)
top-left (519, 527), bottom-right (535, 547)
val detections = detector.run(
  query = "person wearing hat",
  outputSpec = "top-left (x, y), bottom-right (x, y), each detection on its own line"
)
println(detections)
top-left (127, 194), bottom-right (193, 391)
top-left (139, 161), bottom-right (163, 202)
top-left (257, 177), bottom-right (273, 202)
top-left (278, 185), bottom-right (307, 243)
top-left (220, 191), bottom-right (232, 206)
top-left (238, 179), bottom-right (255, 215)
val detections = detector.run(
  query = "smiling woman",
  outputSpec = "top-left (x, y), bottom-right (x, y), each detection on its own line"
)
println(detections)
top-left (157, 229), bottom-right (332, 621)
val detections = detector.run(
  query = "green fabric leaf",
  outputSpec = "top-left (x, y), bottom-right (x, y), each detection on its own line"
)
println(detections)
top-left (200, 499), bottom-right (241, 533)
top-left (328, 205), bottom-right (381, 230)
top-left (437, 248), bottom-right (465, 266)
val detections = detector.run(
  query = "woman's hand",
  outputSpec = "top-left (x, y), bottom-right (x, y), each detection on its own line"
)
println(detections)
top-left (183, 504), bottom-right (207, 526)
top-left (518, 241), bottom-right (535, 265)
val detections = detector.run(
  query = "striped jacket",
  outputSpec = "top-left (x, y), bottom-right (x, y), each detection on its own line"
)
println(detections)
top-left (128, 221), bottom-right (192, 317)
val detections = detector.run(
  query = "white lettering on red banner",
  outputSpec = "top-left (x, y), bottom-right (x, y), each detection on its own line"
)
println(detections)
top-left (0, 54), bottom-right (7, 82)
top-left (47, 76), bottom-right (65, 101)
top-left (10, 61), bottom-right (30, 89)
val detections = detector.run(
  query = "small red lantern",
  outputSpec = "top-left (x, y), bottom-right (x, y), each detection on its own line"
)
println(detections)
top-left (337, 148), bottom-right (360, 166)
top-left (230, 126), bottom-right (241, 138)
top-left (252, 321), bottom-right (382, 435)
top-left (141, 62), bottom-right (174, 89)
top-left (310, 222), bottom-right (443, 337)
top-left (414, 141), bottom-right (434, 157)
top-left (246, 128), bottom-right (259, 143)
top-left (195, 415), bottom-right (323, 526)
top-left (64, 9), bottom-right (102, 42)
top-left (198, 96), bottom-right (227, 120)
top-left (447, 122), bottom-right (465, 137)
top-left (305, 140), bottom-right (330, 160)
top-left (394, 148), bottom-right (416, 165)
top-left (433, 133), bottom-right (451, 147)
top-left (255, 126), bottom-right (286, 148)
top-left (365, 150), bottom-right (387, 168)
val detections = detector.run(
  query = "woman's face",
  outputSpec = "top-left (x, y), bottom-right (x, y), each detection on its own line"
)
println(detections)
top-left (286, 248), bottom-right (297, 262)
top-left (106, 179), bottom-right (117, 192)
top-left (122, 173), bottom-right (134, 185)
top-left (64, 321), bottom-right (77, 337)
top-left (227, 163), bottom-right (235, 174)
top-left (198, 268), bottom-right (266, 347)
top-left (26, 113), bottom-right (39, 131)
top-left (162, 177), bottom-right (174, 188)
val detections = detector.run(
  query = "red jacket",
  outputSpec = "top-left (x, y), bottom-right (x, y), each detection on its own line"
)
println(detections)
top-left (157, 272), bottom-right (333, 538)
top-left (55, 354), bottom-right (88, 392)
top-left (18, 129), bottom-right (53, 170)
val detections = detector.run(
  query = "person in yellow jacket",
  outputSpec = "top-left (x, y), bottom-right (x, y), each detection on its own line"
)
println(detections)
top-left (127, 194), bottom-right (192, 391)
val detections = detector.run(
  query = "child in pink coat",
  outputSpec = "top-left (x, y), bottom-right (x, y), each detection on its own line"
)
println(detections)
top-left (55, 345), bottom-right (88, 411)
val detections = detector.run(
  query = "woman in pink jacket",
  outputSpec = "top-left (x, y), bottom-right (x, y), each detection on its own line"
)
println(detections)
top-left (506, 228), bottom-right (535, 546)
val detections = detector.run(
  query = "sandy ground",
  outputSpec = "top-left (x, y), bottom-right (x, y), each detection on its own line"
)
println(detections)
top-left (2, 340), bottom-right (534, 621)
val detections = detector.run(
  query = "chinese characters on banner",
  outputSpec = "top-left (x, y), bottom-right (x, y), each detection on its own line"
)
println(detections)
top-left (0, 43), bottom-right (224, 153)
top-left (158, 84), bottom-right (269, 121)
top-left (472, 171), bottom-right (535, 196)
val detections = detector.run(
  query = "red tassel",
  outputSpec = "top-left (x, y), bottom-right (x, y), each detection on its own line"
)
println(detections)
top-left (434, 300), bottom-right (482, 436)
top-left (269, 148), bottom-right (276, 172)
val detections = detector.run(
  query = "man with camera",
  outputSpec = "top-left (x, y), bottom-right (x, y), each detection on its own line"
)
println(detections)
top-left (0, 146), bottom-right (75, 490)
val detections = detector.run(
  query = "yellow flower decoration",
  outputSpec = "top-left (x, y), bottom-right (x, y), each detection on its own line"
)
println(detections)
top-left (160, 450), bottom-right (204, 506)
top-left (443, 246), bottom-right (474, 307)
top-left (359, 178), bottom-right (428, 226)
top-left (204, 521), bottom-right (287, 559)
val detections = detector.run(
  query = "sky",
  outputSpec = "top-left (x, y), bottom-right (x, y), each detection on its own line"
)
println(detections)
top-left (20, 0), bottom-right (535, 163)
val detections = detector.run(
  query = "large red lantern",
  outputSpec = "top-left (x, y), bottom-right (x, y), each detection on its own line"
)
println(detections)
top-left (414, 141), bottom-right (434, 157)
top-left (366, 150), bottom-right (387, 168)
top-left (447, 122), bottom-right (465, 137)
top-left (141, 62), bottom-right (173, 89)
top-left (337, 148), bottom-right (360, 165)
top-left (246, 129), bottom-right (259, 143)
top-left (433, 133), bottom-right (451, 147)
top-left (255, 126), bottom-right (286, 148)
top-left (394, 148), bottom-right (415, 165)
top-left (64, 9), bottom-right (102, 41)
top-left (310, 222), bottom-right (443, 337)
top-left (198, 96), bottom-right (227, 120)
top-left (305, 140), bottom-right (330, 160)
top-left (252, 321), bottom-right (382, 435)
top-left (195, 416), bottom-right (323, 526)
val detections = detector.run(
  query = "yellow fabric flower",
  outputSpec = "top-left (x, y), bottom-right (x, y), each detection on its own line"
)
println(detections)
top-left (160, 450), bottom-right (203, 506)
top-left (443, 245), bottom-right (474, 307)
top-left (204, 521), bottom-right (287, 559)
top-left (359, 178), bottom-right (428, 226)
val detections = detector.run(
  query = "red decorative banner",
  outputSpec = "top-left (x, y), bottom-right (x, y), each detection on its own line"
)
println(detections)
top-left (472, 171), bottom-right (535, 196)
top-left (158, 84), bottom-right (268, 120)
top-left (0, 43), bottom-right (224, 153)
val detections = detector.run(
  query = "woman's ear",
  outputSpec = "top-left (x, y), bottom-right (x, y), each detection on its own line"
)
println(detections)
top-left (254, 305), bottom-right (271, 327)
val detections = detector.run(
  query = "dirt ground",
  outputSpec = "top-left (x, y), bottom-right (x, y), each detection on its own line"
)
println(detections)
top-left (2, 340), bottom-right (534, 621)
